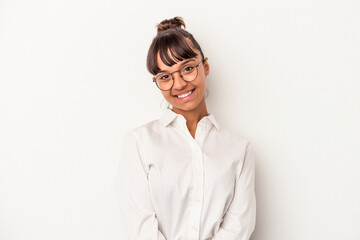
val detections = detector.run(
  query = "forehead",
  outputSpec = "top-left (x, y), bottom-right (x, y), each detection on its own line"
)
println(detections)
top-left (156, 49), bottom-right (199, 72)
top-left (155, 37), bottom-right (200, 72)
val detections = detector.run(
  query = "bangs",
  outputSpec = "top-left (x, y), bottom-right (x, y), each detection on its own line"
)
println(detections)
top-left (147, 31), bottom-right (199, 75)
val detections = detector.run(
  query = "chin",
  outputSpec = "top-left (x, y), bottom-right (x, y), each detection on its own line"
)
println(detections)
top-left (172, 102), bottom-right (199, 112)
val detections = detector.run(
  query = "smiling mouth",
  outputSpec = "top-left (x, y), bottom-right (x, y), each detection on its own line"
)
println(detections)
top-left (174, 88), bottom-right (195, 98)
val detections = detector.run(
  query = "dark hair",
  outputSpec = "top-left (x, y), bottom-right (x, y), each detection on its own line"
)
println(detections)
top-left (146, 16), bottom-right (205, 76)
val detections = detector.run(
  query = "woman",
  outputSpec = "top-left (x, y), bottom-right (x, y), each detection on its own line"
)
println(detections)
top-left (114, 16), bottom-right (256, 240)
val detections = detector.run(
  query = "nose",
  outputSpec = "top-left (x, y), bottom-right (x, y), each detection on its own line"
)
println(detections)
top-left (171, 71), bottom-right (187, 89)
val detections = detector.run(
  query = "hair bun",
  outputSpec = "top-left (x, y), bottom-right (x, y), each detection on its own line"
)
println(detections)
top-left (156, 16), bottom-right (186, 34)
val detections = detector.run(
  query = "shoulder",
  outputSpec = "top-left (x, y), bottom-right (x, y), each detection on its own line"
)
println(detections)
top-left (218, 128), bottom-right (256, 176)
top-left (218, 127), bottom-right (253, 150)
top-left (216, 127), bottom-right (256, 167)
top-left (122, 119), bottom-right (163, 144)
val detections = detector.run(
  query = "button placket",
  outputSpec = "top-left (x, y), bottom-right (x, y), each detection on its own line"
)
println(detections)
top-left (188, 144), bottom-right (204, 240)
top-left (195, 121), bottom-right (211, 147)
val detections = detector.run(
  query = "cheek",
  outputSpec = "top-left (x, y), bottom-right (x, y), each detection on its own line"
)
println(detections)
top-left (194, 77), bottom-right (206, 90)
top-left (161, 91), bottom-right (173, 100)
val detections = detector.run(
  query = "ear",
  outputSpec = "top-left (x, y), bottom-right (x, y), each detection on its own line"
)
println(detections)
top-left (203, 57), bottom-right (210, 76)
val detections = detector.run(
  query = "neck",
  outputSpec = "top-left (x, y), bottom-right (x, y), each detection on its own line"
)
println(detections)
top-left (171, 98), bottom-right (209, 128)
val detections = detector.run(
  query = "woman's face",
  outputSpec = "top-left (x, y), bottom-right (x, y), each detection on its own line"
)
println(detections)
top-left (156, 49), bottom-right (209, 113)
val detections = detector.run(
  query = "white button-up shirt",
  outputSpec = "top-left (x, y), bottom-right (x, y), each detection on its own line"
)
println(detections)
top-left (114, 107), bottom-right (256, 240)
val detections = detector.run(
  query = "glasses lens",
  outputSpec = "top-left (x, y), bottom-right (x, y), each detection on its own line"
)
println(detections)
top-left (181, 63), bottom-right (198, 82)
top-left (155, 74), bottom-right (173, 90)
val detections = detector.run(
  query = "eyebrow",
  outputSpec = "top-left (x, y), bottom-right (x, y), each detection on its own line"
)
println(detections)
top-left (157, 59), bottom-right (195, 73)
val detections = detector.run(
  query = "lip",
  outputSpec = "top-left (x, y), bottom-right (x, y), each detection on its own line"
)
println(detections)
top-left (174, 88), bottom-right (195, 103)
top-left (173, 88), bottom-right (195, 97)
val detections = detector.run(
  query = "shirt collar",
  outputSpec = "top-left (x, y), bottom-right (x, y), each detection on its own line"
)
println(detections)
top-left (159, 107), bottom-right (220, 131)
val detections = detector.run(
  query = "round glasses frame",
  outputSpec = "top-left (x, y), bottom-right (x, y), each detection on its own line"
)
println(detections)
top-left (152, 58), bottom-right (205, 91)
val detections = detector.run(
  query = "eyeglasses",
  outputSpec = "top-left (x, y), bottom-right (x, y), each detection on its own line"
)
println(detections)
top-left (152, 58), bottom-right (205, 91)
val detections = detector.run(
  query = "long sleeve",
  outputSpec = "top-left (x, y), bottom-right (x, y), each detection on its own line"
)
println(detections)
top-left (113, 130), bottom-right (167, 240)
top-left (211, 142), bottom-right (257, 240)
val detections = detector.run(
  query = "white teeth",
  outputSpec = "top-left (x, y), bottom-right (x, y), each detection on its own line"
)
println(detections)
top-left (177, 89), bottom-right (193, 98)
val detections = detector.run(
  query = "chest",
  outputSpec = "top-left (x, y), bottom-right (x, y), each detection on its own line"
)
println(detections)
top-left (145, 137), bottom-right (239, 200)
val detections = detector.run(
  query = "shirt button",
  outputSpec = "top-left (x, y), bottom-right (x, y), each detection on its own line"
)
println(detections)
top-left (193, 194), bottom-right (200, 201)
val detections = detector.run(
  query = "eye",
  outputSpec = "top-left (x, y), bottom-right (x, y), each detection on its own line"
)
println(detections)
top-left (184, 66), bottom-right (194, 72)
top-left (159, 74), bottom-right (170, 80)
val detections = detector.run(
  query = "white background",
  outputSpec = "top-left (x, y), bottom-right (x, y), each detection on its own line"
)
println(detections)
top-left (1, 0), bottom-right (359, 239)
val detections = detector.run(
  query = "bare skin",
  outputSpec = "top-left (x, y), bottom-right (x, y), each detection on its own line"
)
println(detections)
top-left (156, 44), bottom-right (210, 139)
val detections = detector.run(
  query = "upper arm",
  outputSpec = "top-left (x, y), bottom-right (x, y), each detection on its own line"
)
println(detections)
top-left (114, 130), bottom-right (167, 240)
top-left (212, 141), bottom-right (257, 240)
